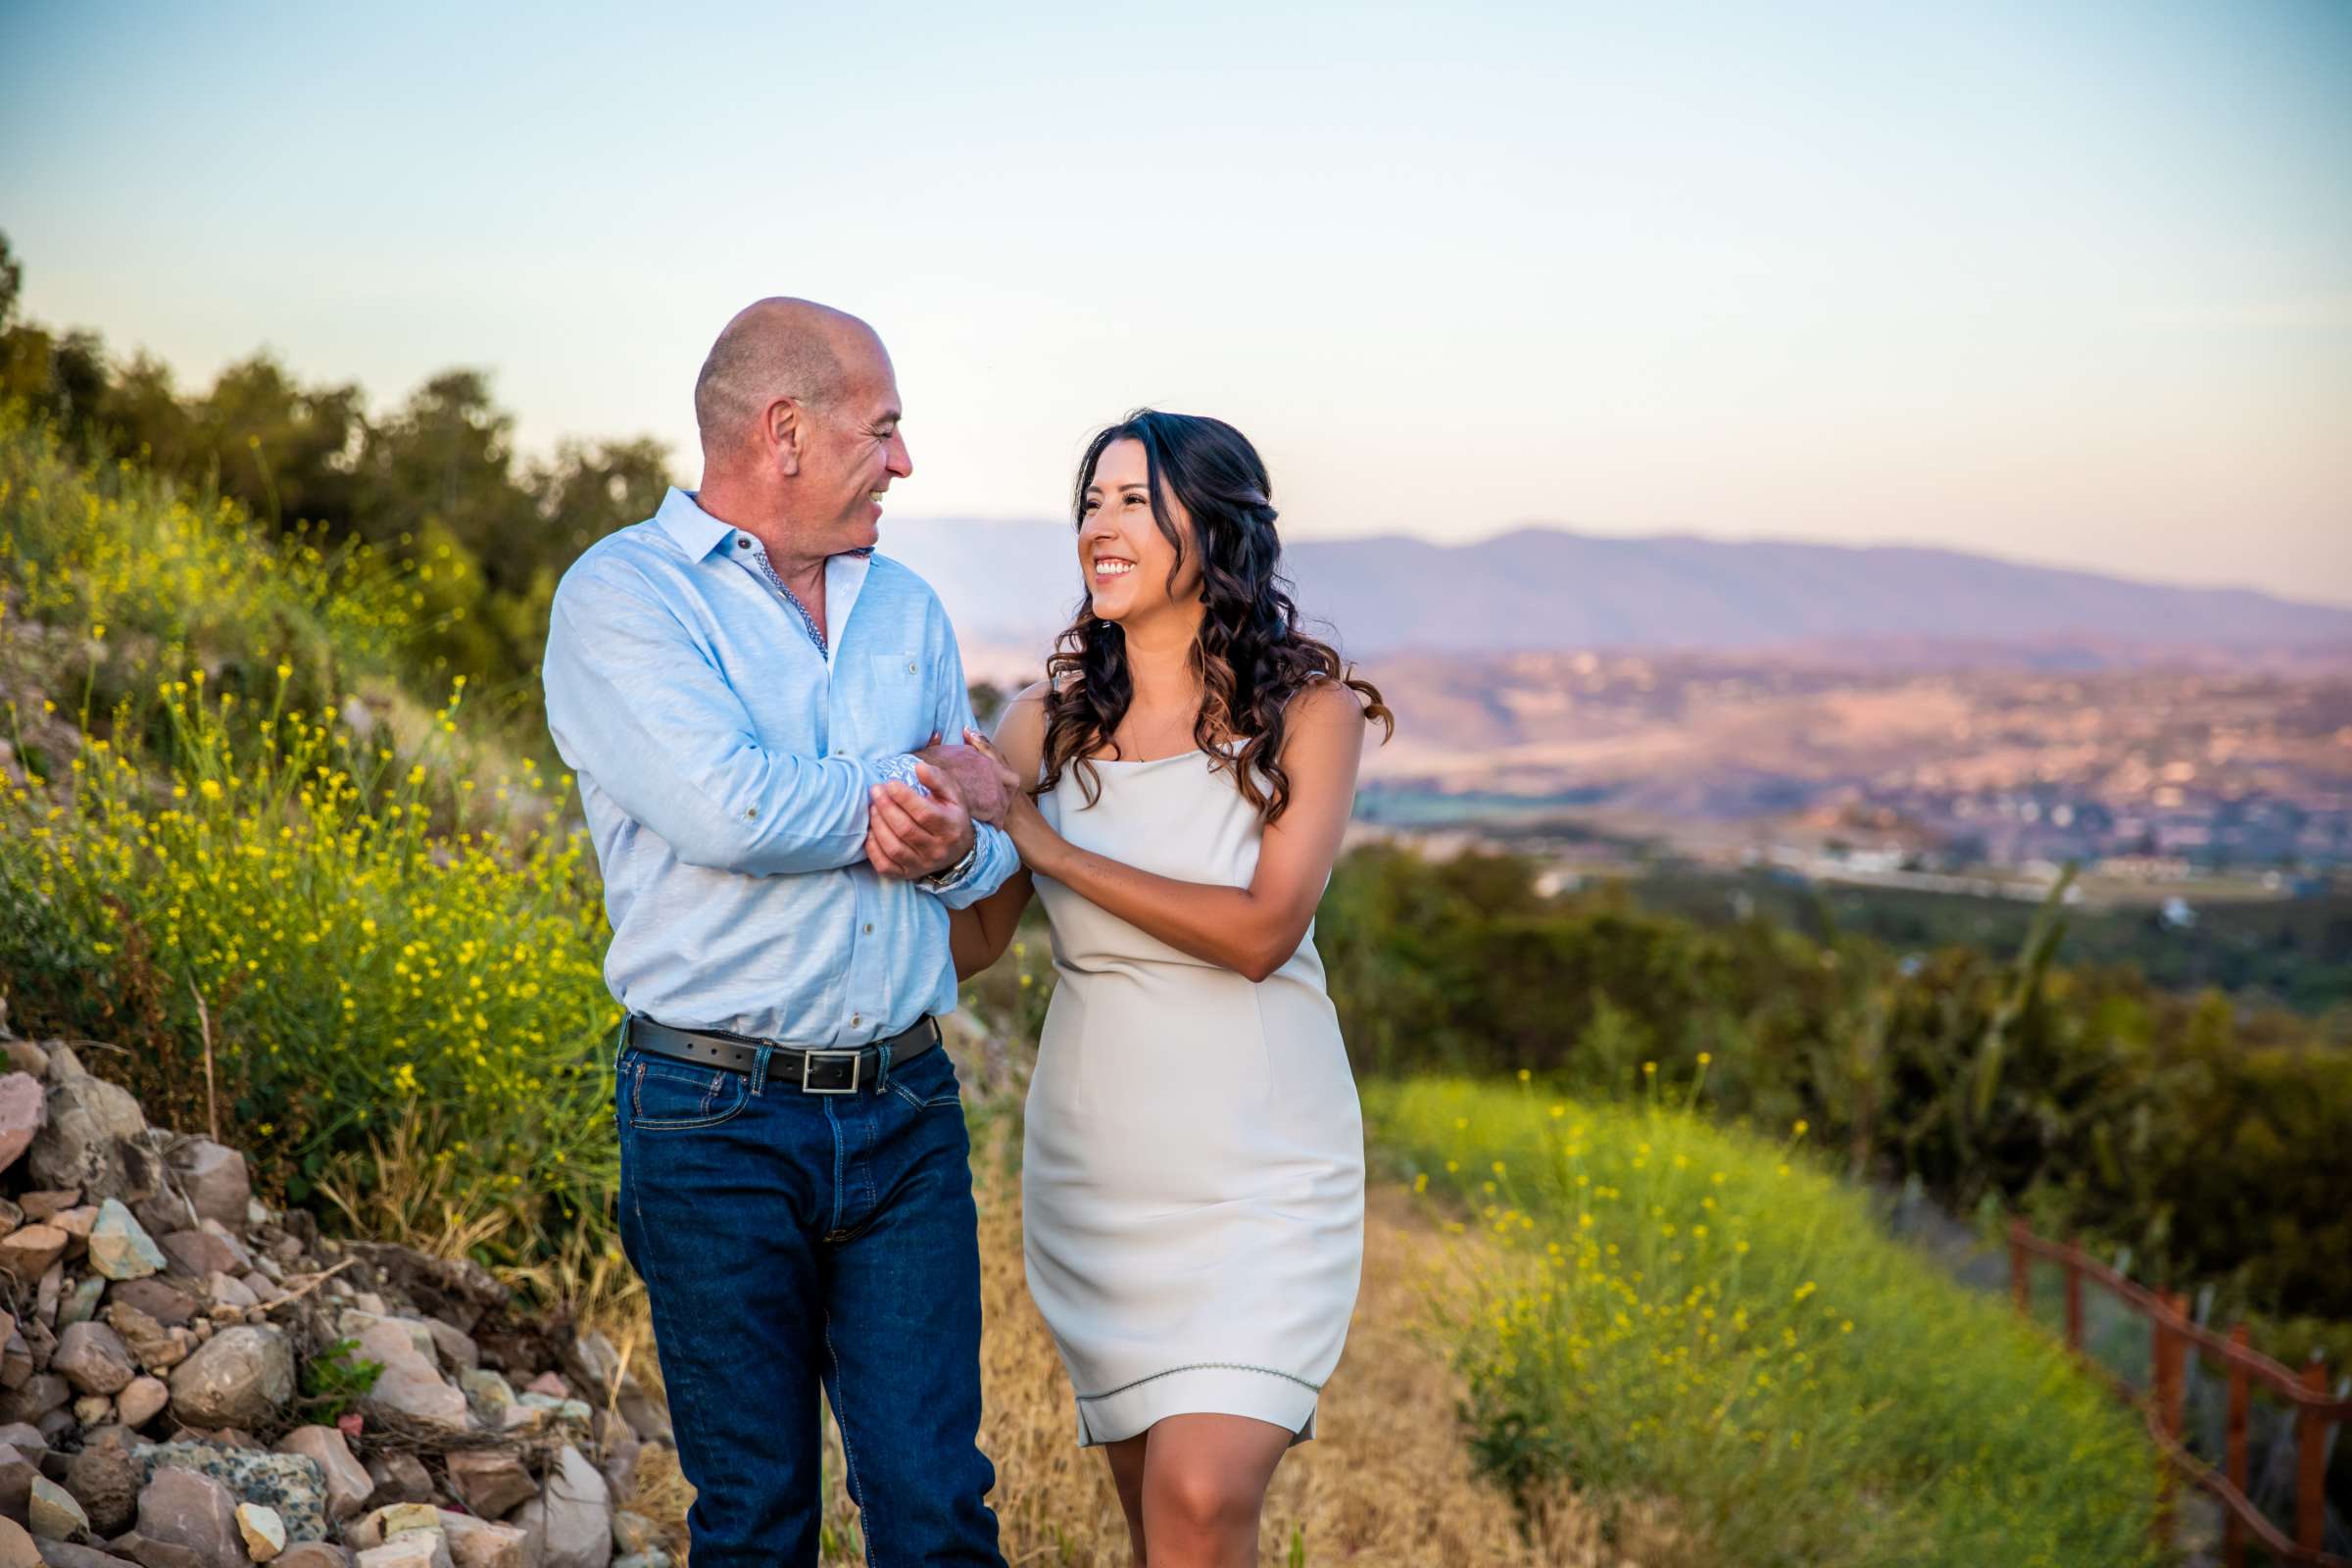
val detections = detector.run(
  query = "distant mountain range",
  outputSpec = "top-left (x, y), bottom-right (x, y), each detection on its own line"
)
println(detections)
top-left (876, 518), bottom-right (2352, 667)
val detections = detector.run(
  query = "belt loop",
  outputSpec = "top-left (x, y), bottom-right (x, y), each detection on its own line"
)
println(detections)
top-left (876, 1040), bottom-right (894, 1094)
top-left (751, 1042), bottom-right (775, 1096)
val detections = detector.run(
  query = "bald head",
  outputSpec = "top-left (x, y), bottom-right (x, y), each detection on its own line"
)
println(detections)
top-left (694, 297), bottom-right (882, 456)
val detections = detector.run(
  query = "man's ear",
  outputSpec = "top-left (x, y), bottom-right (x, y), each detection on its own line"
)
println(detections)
top-left (766, 396), bottom-right (806, 478)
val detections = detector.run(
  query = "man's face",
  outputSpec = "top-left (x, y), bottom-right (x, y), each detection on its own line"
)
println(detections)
top-left (798, 340), bottom-right (912, 554)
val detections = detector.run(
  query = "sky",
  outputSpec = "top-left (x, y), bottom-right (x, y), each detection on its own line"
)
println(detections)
top-left (4, 0), bottom-right (2349, 605)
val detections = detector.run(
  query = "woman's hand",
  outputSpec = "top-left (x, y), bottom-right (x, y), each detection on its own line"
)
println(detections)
top-left (962, 726), bottom-right (1051, 856)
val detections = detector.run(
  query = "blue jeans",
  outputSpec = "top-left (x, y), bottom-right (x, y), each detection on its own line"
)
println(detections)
top-left (613, 1032), bottom-right (1004, 1567)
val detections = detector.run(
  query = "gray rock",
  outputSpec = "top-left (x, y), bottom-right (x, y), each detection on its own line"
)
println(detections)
top-left (0, 1040), bottom-right (41, 1079)
top-left (610, 1554), bottom-right (670, 1568)
top-left (189, 1226), bottom-right (249, 1275)
top-left (113, 1529), bottom-right (207, 1568)
top-left (104, 1282), bottom-right (196, 1331)
top-left (31, 1542), bottom-right (140, 1568)
top-left (0, 1376), bottom-right (69, 1426)
top-left (454, 1372), bottom-right (514, 1425)
top-left (0, 1442), bottom-right (39, 1522)
top-left (116, 1378), bottom-right (168, 1430)
top-left (24, 1072), bottom-right (157, 1206)
top-left (571, 1334), bottom-right (668, 1446)
top-left (86, 1203), bottom-right (166, 1283)
top-left (435, 1512), bottom-right (525, 1568)
top-left (131, 1467), bottom-right (241, 1568)
top-left (164, 1327), bottom-right (292, 1430)
top-left (131, 1446), bottom-right (326, 1546)
top-left (198, 1276), bottom-right (253, 1311)
top-left (418, 1323), bottom-right (475, 1376)
top-left (273, 1547), bottom-right (353, 1568)
top-left (355, 1537), bottom-right (449, 1568)
top-left (0, 1076), bottom-right (45, 1177)
top-left (26, 1473), bottom-right (87, 1540)
top-left (159, 1148), bottom-right (246, 1233)
top-left (58, 1277), bottom-right (107, 1329)
top-left (357, 1454), bottom-right (432, 1512)
top-left (510, 1446), bottom-right (610, 1568)
top-left (153, 1237), bottom-right (236, 1285)
top-left (64, 1436), bottom-right (146, 1536)
top-left (268, 1430), bottom-right (368, 1525)
top-left (440, 1451), bottom-right (534, 1520)
top-left (349, 1325), bottom-right (466, 1439)
top-left (333, 1316), bottom-right (433, 1367)
top-left (53, 1323), bottom-right (137, 1397)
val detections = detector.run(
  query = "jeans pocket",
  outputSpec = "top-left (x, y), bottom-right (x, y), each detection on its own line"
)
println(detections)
top-left (625, 1054), bottom-right (753, 1131)
top-left (887, 1048), bottom-right (964, 1112)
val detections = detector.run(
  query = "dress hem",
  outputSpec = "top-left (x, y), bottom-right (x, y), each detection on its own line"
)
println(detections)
top-left (1071, 1363), bottom-right (1321, 1449)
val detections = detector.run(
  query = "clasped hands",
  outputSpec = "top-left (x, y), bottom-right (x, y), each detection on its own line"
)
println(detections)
top-left (863, 728), bottom-right (1027, 881)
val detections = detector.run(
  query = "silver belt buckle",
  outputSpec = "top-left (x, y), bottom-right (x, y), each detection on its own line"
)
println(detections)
top-left (800, 1049), bottom-right (861, 1095)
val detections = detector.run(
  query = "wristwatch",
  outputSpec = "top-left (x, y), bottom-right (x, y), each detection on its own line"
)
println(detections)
top-left (919, 837), bottom-right (980, 889)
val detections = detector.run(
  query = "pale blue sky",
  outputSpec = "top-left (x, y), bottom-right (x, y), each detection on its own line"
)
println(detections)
top-left (4, 0), bottom-right (2348, 603)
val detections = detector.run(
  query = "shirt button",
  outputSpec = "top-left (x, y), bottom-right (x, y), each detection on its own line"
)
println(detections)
top-left (906, 661), bottom-right (917, 672)
top-left (736, 536), bottom-right (751, 549)
top-left (852, 1013), bottom-right (861, 1027)
top-left (862, 922), bottom-right (874, 934)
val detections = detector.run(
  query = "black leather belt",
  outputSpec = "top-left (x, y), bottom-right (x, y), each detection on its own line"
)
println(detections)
top-left (622, 1013), bottom-right (942, 1095)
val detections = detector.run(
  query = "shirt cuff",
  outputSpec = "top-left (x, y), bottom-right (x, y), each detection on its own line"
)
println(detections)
top-left (922, 820), bottom-right (1014, 907)
top-left (874, 752), bottom-right (931, 797)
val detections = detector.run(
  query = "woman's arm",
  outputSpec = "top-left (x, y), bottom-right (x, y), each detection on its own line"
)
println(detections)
top-left (947, 685), bottom-right (1048, 981)
top-left (991, 682), bottom-right (1369, 983)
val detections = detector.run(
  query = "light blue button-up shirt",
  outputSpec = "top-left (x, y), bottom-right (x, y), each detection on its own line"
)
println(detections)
top-left (542, 487), bottom-right (1017, 1044)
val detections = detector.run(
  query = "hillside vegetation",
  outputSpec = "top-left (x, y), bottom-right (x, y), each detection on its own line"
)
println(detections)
top-left (1371, 1077), bottom-right (2162, 1566)
top-left (0, 407), bottom-right (2193, 1560)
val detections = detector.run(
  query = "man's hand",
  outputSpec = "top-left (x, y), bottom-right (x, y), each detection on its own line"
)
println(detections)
top-left (914, 740), bottom-right (1014, 825)
top-left (865, 761), bottom-right (976, 880)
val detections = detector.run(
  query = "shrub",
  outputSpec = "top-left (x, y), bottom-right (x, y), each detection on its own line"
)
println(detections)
top-left (0, 673), bottom-right (617, 1257)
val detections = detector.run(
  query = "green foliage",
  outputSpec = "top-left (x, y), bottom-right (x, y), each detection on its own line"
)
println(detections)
top-left (1637, 867), bottom-right (2352, 1016)
top-left (1372, 1076), bottom-right (2163, 1567)
top-left (0, 665), bottom-right (618, 1253)
top-left (296, 1336), bottom-right (385, 1422)
top-left (0, 235), bottom-right (673, 738)
top-left (1320, 844), bottom-right (2352, 1328)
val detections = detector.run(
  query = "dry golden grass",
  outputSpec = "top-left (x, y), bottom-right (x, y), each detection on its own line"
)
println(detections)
top-left (587, 1154), bottom-right (1683, 1567)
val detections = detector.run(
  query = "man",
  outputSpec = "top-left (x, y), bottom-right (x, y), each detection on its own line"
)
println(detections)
top-left (543, 298), bottom-right (1015, 1566)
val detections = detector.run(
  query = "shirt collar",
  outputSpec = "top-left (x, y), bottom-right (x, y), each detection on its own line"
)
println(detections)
top-left (655, 487), bottom-right (734, 561)
top-left (656, 485), bottom-right (880, 564)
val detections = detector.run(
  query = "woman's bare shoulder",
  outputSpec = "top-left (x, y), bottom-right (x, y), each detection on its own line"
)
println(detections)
top-left (992, 680), bottom-right (1054, 771)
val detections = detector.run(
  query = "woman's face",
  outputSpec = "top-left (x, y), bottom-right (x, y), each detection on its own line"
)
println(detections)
top-left (1078, 437), bottom-right (1200, 624)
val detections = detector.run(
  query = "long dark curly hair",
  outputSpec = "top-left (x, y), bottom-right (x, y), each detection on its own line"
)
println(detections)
top-left (1038, 409), bottom-right (1393, 822)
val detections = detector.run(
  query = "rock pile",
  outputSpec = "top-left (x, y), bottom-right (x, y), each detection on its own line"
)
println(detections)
top-left (0, 1024), bottom-right (676, 1568)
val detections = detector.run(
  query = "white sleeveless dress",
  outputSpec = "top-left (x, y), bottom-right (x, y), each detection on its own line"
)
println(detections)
top-left (1022, 745), bottom-right (1366, 1447)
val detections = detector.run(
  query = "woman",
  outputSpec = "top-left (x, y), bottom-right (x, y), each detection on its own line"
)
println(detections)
top-left (950, 410), bottom-right (1391, 1568)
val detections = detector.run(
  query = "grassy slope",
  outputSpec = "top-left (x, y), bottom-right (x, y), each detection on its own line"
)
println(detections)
top-left (1369, 1076), bottom-right (2164, 1568)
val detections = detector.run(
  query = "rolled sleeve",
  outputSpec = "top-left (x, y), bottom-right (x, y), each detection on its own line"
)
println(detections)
top-left (543, 567), bottom-right (878, 875)
top-left (913, 597), bottom-right (1018, 907)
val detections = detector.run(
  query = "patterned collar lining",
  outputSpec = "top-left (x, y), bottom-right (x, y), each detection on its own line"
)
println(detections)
top-left (728, 530), bottom-right (871, 659)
